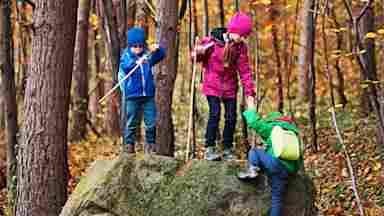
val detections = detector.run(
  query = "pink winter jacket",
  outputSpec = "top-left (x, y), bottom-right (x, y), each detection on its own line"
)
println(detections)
top-left (195, 37), bottom-right (255, 99)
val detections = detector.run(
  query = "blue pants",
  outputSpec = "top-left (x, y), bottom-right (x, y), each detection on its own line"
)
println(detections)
top-left (123, 97), bottom-right (156, 146)
top-left (205, 96), bottom-right (237, 149)
top-left (248, 149), bottom-right (289, 216)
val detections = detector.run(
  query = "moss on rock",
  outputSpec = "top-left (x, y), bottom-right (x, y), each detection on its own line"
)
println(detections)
top-left (61, 155), bottom-right (315, 216)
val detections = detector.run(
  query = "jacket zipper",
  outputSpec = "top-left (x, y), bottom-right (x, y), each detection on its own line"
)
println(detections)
top-left (140, 64), bottom-right (146, 96)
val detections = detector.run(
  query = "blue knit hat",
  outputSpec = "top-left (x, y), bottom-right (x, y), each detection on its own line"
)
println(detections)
top-left (127, 27), bottom-right (145, 46)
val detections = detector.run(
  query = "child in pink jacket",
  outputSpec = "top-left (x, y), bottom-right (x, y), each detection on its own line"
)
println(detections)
top-left (193, 13), bottom-right (255, 161)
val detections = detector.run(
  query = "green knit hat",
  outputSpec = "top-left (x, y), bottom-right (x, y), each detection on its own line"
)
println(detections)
top-left (264, 112), bottom-right (283, 122)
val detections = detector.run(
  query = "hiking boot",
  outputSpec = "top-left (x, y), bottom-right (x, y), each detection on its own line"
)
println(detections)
top-left (223, 148), bottom-right (237, 161)
top-left (237, 165), bottom-right (260, 180)
top-left (144, 144), bottom-right (156, 155)
top-left (122, 144), bottom-right (135, 154)
top-left (204, 147), bottom-right (221, 161)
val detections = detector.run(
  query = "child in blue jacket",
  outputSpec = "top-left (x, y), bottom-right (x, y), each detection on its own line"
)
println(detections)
top-left (119, 27), bottom-right (166, 154)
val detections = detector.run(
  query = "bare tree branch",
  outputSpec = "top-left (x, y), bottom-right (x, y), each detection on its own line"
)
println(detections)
top-left (323, 1), bottom-right (365, 215)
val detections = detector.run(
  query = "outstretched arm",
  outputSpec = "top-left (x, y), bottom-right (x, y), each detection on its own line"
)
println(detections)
top-left (243, 98), bottom-right (273, 139)
top-left (237, 45), bottom-right (255, 97)
top-left (191, 37), bottom-right (214, 63)
top-left (148, 45), bottom-right (166, 66)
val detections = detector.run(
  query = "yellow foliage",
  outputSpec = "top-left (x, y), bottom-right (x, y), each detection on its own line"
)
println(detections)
top-left (89, 13), bottom-right (99, 30)
top-left (260, 0), bottom-right (272, 5)
top-left (377, 29), bottom-right (384, 34)
top-left (334, 104), bottom-right (343, 108)
top-left (365, 32), bottom-right (377, 39)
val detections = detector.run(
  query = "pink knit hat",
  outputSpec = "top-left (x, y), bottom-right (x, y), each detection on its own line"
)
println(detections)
top-left (227, 13), bottom-right (253, 37)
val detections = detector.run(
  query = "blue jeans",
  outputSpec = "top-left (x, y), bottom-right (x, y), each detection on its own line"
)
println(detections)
top-left (248, 149), bottom-right (289, 216)
top-left (123, 97), bottom-right (156, 146)
top-left (205, 96), bottom-right (237, 149)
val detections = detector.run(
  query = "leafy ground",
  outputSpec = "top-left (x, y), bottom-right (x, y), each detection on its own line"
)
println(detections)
top-left (0, 107), bottom-right (384, 216)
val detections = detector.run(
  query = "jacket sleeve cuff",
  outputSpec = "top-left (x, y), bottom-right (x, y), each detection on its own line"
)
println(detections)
top-left (242, 108), bottom-right (260, 127)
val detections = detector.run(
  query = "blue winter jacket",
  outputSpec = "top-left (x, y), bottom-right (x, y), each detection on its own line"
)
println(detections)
top-left (118, 47), bottom-right (166, 98)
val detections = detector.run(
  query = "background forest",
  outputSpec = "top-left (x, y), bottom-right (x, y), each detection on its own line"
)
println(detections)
top-left (0, 0), bottom-right (384, 215)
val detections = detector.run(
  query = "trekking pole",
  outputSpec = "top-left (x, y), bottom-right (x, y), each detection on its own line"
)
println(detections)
top-left (98, 53), bottom-right (151, 104)
top-left (186, 37), bottom-right (199, 161)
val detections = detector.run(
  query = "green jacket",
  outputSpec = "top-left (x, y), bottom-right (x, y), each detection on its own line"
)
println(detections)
top-left (243, 108), bottom-right (303, 173)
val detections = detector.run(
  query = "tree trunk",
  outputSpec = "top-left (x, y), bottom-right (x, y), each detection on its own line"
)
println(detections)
top-left (234, 0), bottom-right (240, 12)
top-left (308, 0), bottom-right (318, 151)
top-left (1, 0), bottom-right (18, 212)
top-left (135, 0), bottom-right (148, 34)
top-left (71, 0), bottom-right (91, 142)
top-left (15, 0), bottom-right (78, 215)
top-left (203, 0), bottom-right (209, 36)
top-left (89, 0), bottom-right (104, 125)
top-left (101, 0), bottom-right (121, 137)
top-left (127, 0), bottom-right (136, 28)
top-left (298, 0), bottom-right (316, 100)
top-left (218, 0), bottom-right (225, 27)
top-left (359, 4), bottom-right (377, 116)
top-left (155, 0), bottom-right (178, 156)
top-left (330, 8), bottom-right (347, 107)
top-left (16, 1), bottom-right (30, 98)
top-left (0, 83), bottom-right (4, 129)
top-left (270, 1), bottom-right (283, 113)
top-left (192, 0), bottom-right (198, 44)
top-left (117, 0), bottom-right (128, 49)
top-left (358, 4), bottom-right (384, 146)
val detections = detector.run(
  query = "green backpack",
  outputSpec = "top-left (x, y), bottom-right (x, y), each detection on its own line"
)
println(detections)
top-left (271, 126), bottom-right (302, 160)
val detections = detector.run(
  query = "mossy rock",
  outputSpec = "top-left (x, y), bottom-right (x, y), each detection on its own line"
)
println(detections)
top-left (60, 155), bottom-right (315, 216)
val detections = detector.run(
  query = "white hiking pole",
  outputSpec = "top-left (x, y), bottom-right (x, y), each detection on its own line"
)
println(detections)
top-left (98, 53), bottom-right (150, 104)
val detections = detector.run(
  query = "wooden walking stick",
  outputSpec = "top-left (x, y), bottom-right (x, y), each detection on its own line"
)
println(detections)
top-left (186, 37), bottom-right (200, 161)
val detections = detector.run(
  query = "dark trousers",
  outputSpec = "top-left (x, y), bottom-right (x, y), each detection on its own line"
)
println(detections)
top-left (248, 148), bottom-right (289, 216)
top-left (205, 96), bottom-right (237, 149)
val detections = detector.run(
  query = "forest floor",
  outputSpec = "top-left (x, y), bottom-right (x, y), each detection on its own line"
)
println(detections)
top-left (0, 111), bottom-right (384, 215)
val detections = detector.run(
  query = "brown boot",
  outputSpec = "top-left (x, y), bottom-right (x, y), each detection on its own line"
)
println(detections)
top-left (122, 144), bottom-right (135, 154)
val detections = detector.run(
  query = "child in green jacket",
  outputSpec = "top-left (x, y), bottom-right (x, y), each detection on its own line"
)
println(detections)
top-left (238, 97), bottom-right (303, 216)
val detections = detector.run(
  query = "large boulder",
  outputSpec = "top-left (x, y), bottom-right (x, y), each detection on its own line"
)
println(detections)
top-left (61, 155), bottom-right (315, 216)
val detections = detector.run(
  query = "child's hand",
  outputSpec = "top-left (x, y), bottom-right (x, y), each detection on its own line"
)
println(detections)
top-left (149, 43), bottom-right (160, 52)
top-left (191, 44), bottom-right (205, 59)
top-left (194, 45), bottom-right (206, 54)
top-left (246, 96), bottom-right (256, 109)
top-left (136, 55), bottom-right (148, 65)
